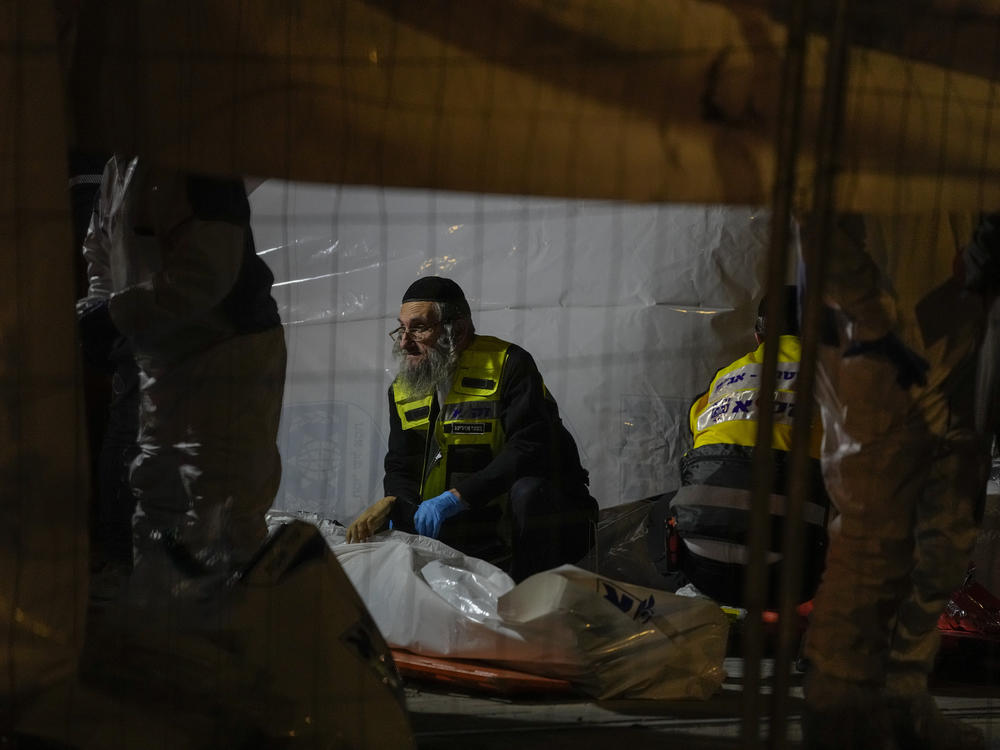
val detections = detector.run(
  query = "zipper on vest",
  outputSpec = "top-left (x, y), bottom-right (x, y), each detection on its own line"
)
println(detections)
top-left (418, 394), bottom-right (441, 499)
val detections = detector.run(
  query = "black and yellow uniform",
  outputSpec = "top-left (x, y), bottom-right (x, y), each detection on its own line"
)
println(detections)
top-left (670, 334), bottom-right (829, 607)
top-left (385, 335), bottom-right (596, 580)
top-left (390, 336), bottom-right (512, 502)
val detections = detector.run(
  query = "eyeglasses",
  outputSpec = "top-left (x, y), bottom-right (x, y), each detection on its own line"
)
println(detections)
top-left (388, 322), bottom-right (439, 343)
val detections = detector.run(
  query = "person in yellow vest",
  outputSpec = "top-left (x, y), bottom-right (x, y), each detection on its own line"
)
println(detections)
top-left (670, 285), bottom-right (830, 608)
top-left (347, 276), bottom-right (597, 581)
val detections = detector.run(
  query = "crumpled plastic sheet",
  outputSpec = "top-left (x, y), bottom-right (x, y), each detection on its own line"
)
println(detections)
top-left (267, 511), bottom-right (729, 700)
top-left (252, 184), bottom-right (770, 524)
top-left (577, 492), bottom-right (684, 592)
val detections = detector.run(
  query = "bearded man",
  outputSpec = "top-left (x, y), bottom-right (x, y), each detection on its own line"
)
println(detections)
top-left (346, 276), bottom-right (597, 581)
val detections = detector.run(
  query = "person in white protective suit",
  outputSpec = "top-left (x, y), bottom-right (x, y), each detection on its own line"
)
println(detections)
top-left (70, 159), bottom-right (417, 748)
top-left (81, 155), bottom-right (286, 598)
top-left (802, 212), bottom-right (1000, 750)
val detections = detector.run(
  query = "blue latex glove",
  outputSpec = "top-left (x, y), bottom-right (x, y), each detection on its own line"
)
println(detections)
top-left (844, 333), bottom-right (929, 389)
top-left (414, 491), bottom-right (466, 538)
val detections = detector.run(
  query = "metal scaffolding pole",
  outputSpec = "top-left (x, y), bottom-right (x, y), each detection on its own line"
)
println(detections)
top-left (769, 0), bottom-right (854, 747)
top-left (740, 0), bottom-right (811, 745)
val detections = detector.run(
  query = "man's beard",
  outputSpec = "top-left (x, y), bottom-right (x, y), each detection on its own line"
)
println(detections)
top-left (394, 338), bottom-right (458, 395)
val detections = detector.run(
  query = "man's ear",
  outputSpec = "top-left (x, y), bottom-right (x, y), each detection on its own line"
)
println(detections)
top-left (454, 317), bottom-right (474, 346)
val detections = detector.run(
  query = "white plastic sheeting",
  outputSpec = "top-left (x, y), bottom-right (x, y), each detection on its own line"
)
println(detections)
top-left (268, 512), bottom-right (728, 700)
top-left (251, 181), bottom-right (778, 524)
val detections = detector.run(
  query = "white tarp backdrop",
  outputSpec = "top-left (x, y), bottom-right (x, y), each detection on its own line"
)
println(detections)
top-left (250, 181), bottom-right (777, 523)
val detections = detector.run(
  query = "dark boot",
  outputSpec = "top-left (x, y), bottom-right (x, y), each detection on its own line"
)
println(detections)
top-left (803, 671), bottom-right (898, 750)
top-left (887, 691), bottom-right (985, 750)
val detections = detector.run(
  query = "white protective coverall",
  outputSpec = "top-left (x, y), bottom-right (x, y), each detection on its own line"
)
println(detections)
top-left (81, 156), bottom-right (286, 594)
top-left (803, 211), bottom-right (996, 748)
top-left (70, 160), bottom-right (415, 749)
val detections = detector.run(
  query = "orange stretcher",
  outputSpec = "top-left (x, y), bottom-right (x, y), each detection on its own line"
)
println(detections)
top-left (390, 649), bottom-right (579, 696)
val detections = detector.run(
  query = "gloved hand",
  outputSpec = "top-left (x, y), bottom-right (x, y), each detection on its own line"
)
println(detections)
top-left (413, 490), bottom-right (466, 539)
top-left (346, 496), bottom-right (396, 543)
top-left (844, 333), bottom-right (929, 389)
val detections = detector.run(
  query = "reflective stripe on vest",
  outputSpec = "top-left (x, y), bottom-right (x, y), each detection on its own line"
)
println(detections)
top-left (690, 335), bottom-right (820, 457)
top-left (671, 483), bottom-right (828, 527)
top-left (683, 538), bottom-right (783, 565)
top-left (671, 483), bottom-right (827, 557)
top-left (392, 335), bottom-right (510, 500)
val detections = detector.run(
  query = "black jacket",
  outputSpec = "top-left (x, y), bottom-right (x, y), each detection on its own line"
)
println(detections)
top-left (385, 342), bottom-right (590, 530)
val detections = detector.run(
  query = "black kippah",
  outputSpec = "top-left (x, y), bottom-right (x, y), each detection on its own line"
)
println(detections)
top-left (757, 284), bottom-right (800, 337)
top-left (401, 276), bottom-right (470, 317)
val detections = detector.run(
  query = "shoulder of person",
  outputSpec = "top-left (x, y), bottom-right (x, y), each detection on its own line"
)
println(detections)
top-left (501, 341), bottom-right (539, 370)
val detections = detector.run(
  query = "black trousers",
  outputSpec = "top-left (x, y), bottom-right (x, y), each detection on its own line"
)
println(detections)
top-left (439, 476), bottom-right (598, 582)
top-left (679, 543), bottom-right (823, 609)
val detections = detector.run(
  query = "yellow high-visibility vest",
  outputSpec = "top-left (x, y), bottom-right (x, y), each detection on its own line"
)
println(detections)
top-left (689, 335), bottom-right (821, 458)
top-left (392, 335), bottom-right (510, 500)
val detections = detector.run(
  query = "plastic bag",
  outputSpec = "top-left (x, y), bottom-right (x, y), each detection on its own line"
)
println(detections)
top-left (578, 492), bottom-right (685, 592)
top-left (498, 566), bottom-right (729, 699)
top-left (268, 511), bottom-right (526, 659)
top-left (267, 512), bottom-right (728, 699)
